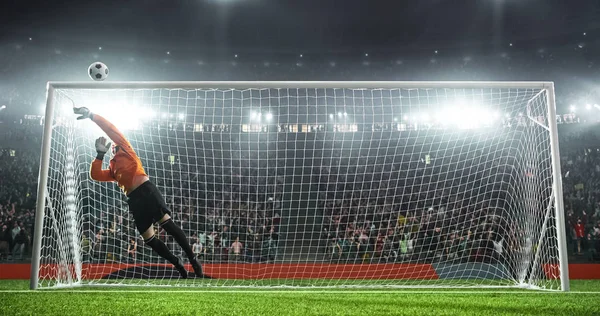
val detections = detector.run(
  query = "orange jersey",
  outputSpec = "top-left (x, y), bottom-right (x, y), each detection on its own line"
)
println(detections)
top-left (89, 114), bottom-right (148, 195)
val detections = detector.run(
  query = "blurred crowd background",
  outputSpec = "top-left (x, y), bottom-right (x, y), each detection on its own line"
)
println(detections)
top-left (1, 112), bottom-right (599, 265)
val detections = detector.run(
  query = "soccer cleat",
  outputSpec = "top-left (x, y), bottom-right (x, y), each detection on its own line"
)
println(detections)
top-left (190, 256), bottom-right (208, 278)
top-left (175, 259), bottom-right (188, 279)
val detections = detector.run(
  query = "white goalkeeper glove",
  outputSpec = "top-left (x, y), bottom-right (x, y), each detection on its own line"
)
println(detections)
top-left (95, 137), bottom-right (112, 160)
top-left (73, 107), bottom-right (94, 120)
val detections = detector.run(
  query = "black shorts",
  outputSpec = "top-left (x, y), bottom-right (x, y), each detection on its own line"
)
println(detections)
top-left (127, 181), bottom-right (171, 235)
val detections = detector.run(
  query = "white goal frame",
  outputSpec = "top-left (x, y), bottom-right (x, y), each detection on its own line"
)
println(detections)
top-left (30, 81), bottom-right (569, 291)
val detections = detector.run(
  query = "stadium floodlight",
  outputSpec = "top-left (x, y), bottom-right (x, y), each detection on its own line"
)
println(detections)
top-left (265, 112), bottom-right (273, 121)
top-left (0, 105), bottom-right (6, 111)
top-left (569, 105), bottom-right (576, 112)
top-left (434, 110), bottom-right (445, 124)
top-left (586, 104), bottom-right (592, 110)
top-left (32, 81), bottom-right (568, 292)
top-left (329, 114), bottom-right (334, 119)
top-left (178, 113), bottom-right (185, 120)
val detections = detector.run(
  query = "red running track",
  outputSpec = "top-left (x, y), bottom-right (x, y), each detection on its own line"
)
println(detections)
top-left (1, 263), bottom-right (599, 280)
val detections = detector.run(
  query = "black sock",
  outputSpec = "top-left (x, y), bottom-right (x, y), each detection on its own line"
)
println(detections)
top-left (144, 235), bottom-right (180, 266)
top-left (161, 219), bottom-right (195, 260)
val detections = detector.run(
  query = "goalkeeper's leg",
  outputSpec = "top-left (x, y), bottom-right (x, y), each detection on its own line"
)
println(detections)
top-left (129, 181), bottom-right (205, 277)
top-left (140, 228), bottom-right (187, 279)
top-left (128, 182), bottom-right (188, 278)
top-left (159, 215), bottom-right (204, 277)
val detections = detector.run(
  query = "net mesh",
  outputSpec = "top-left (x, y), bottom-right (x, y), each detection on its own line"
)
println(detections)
top-left (36, 84), bottom-right (564, 289)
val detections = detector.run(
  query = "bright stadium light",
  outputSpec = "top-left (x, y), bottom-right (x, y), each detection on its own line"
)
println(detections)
top-left (161, 112), bottom-right (168, 119)
top-left (569, 105), bottom-right (576, 112)
top-left (440, 108), bottom-right (462, 127)
top-left (343, 112), bottom-right (347, 117)
top-left (80, 100), bottom-right (148, 130)
top-left (329, 114), bottom-right (334, 120)
top-left (0, 105), bottom-right (6, 111)
top-left (337, 112), bottom-right (343, 117)
top-left (586, 104), bottom-right (592, 110)
top-left (434, 110), bottom-right (445, 124)
top-left (265, 112), bottom-right (273, 121)
top-left (146, 110), bottom-right (156, 118)
top-left (403, 115), bottom-right (408, 121)
top-left (178, 113), bottom-right (185, 120)
top-left (251, 112), bottom-right (261, 122)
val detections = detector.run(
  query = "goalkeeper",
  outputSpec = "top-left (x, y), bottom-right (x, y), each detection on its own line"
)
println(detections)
top-left (74, 107), bottom-right (205, 279)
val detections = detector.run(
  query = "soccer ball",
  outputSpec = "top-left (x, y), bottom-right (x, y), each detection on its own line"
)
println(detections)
top-left (88, 62), bottom-right (109, 81)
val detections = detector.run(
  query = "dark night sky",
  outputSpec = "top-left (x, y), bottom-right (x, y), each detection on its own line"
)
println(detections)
top-left (2, 0), bottom-right (600, 115)
top-left (3, 0), bottom-right (600, 53)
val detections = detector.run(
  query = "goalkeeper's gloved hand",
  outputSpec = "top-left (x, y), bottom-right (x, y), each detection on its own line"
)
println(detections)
top-left (95, 137), bottom-right (112, 160)
top-left (74, 107), bottom-right (94, 120)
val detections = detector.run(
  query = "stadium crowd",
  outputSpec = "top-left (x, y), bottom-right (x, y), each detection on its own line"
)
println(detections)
top-left (0, 124), bottom-right (38, 261)
top-left (1, 115), bottom-right (600, 264)
top-left (320, 124), bottom-right (600, 264)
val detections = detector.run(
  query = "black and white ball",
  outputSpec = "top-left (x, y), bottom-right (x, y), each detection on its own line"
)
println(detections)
top-left (88, 62), bottom-right (109, 81)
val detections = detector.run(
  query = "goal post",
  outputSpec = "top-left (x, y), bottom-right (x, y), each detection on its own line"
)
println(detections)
top-left (31, 81), bottom-right (569, 290)
top-left (544, 83), bottom-right (569, 291)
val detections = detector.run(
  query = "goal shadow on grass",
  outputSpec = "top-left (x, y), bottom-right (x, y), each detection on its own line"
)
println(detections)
top-left (102, 266), bottom-right (190, 279)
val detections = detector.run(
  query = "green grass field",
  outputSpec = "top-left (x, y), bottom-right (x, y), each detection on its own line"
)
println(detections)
top-left (1, 280), bottom-right (599, 315)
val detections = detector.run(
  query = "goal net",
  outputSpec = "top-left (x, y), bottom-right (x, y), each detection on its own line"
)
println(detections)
top-left (31, 82), bottom-right (569, 290)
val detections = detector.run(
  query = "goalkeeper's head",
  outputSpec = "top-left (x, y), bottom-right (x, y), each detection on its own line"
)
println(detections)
top-left (112, 144), bottom-right (121, 155)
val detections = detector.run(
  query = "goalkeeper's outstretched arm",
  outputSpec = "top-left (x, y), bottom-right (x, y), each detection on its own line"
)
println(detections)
top-left (75, 106), bottom-right (149, 195)
top-left (74, 107), bottom-right (132, 150)
top-left (74, 107), bottom-right (126, 182)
